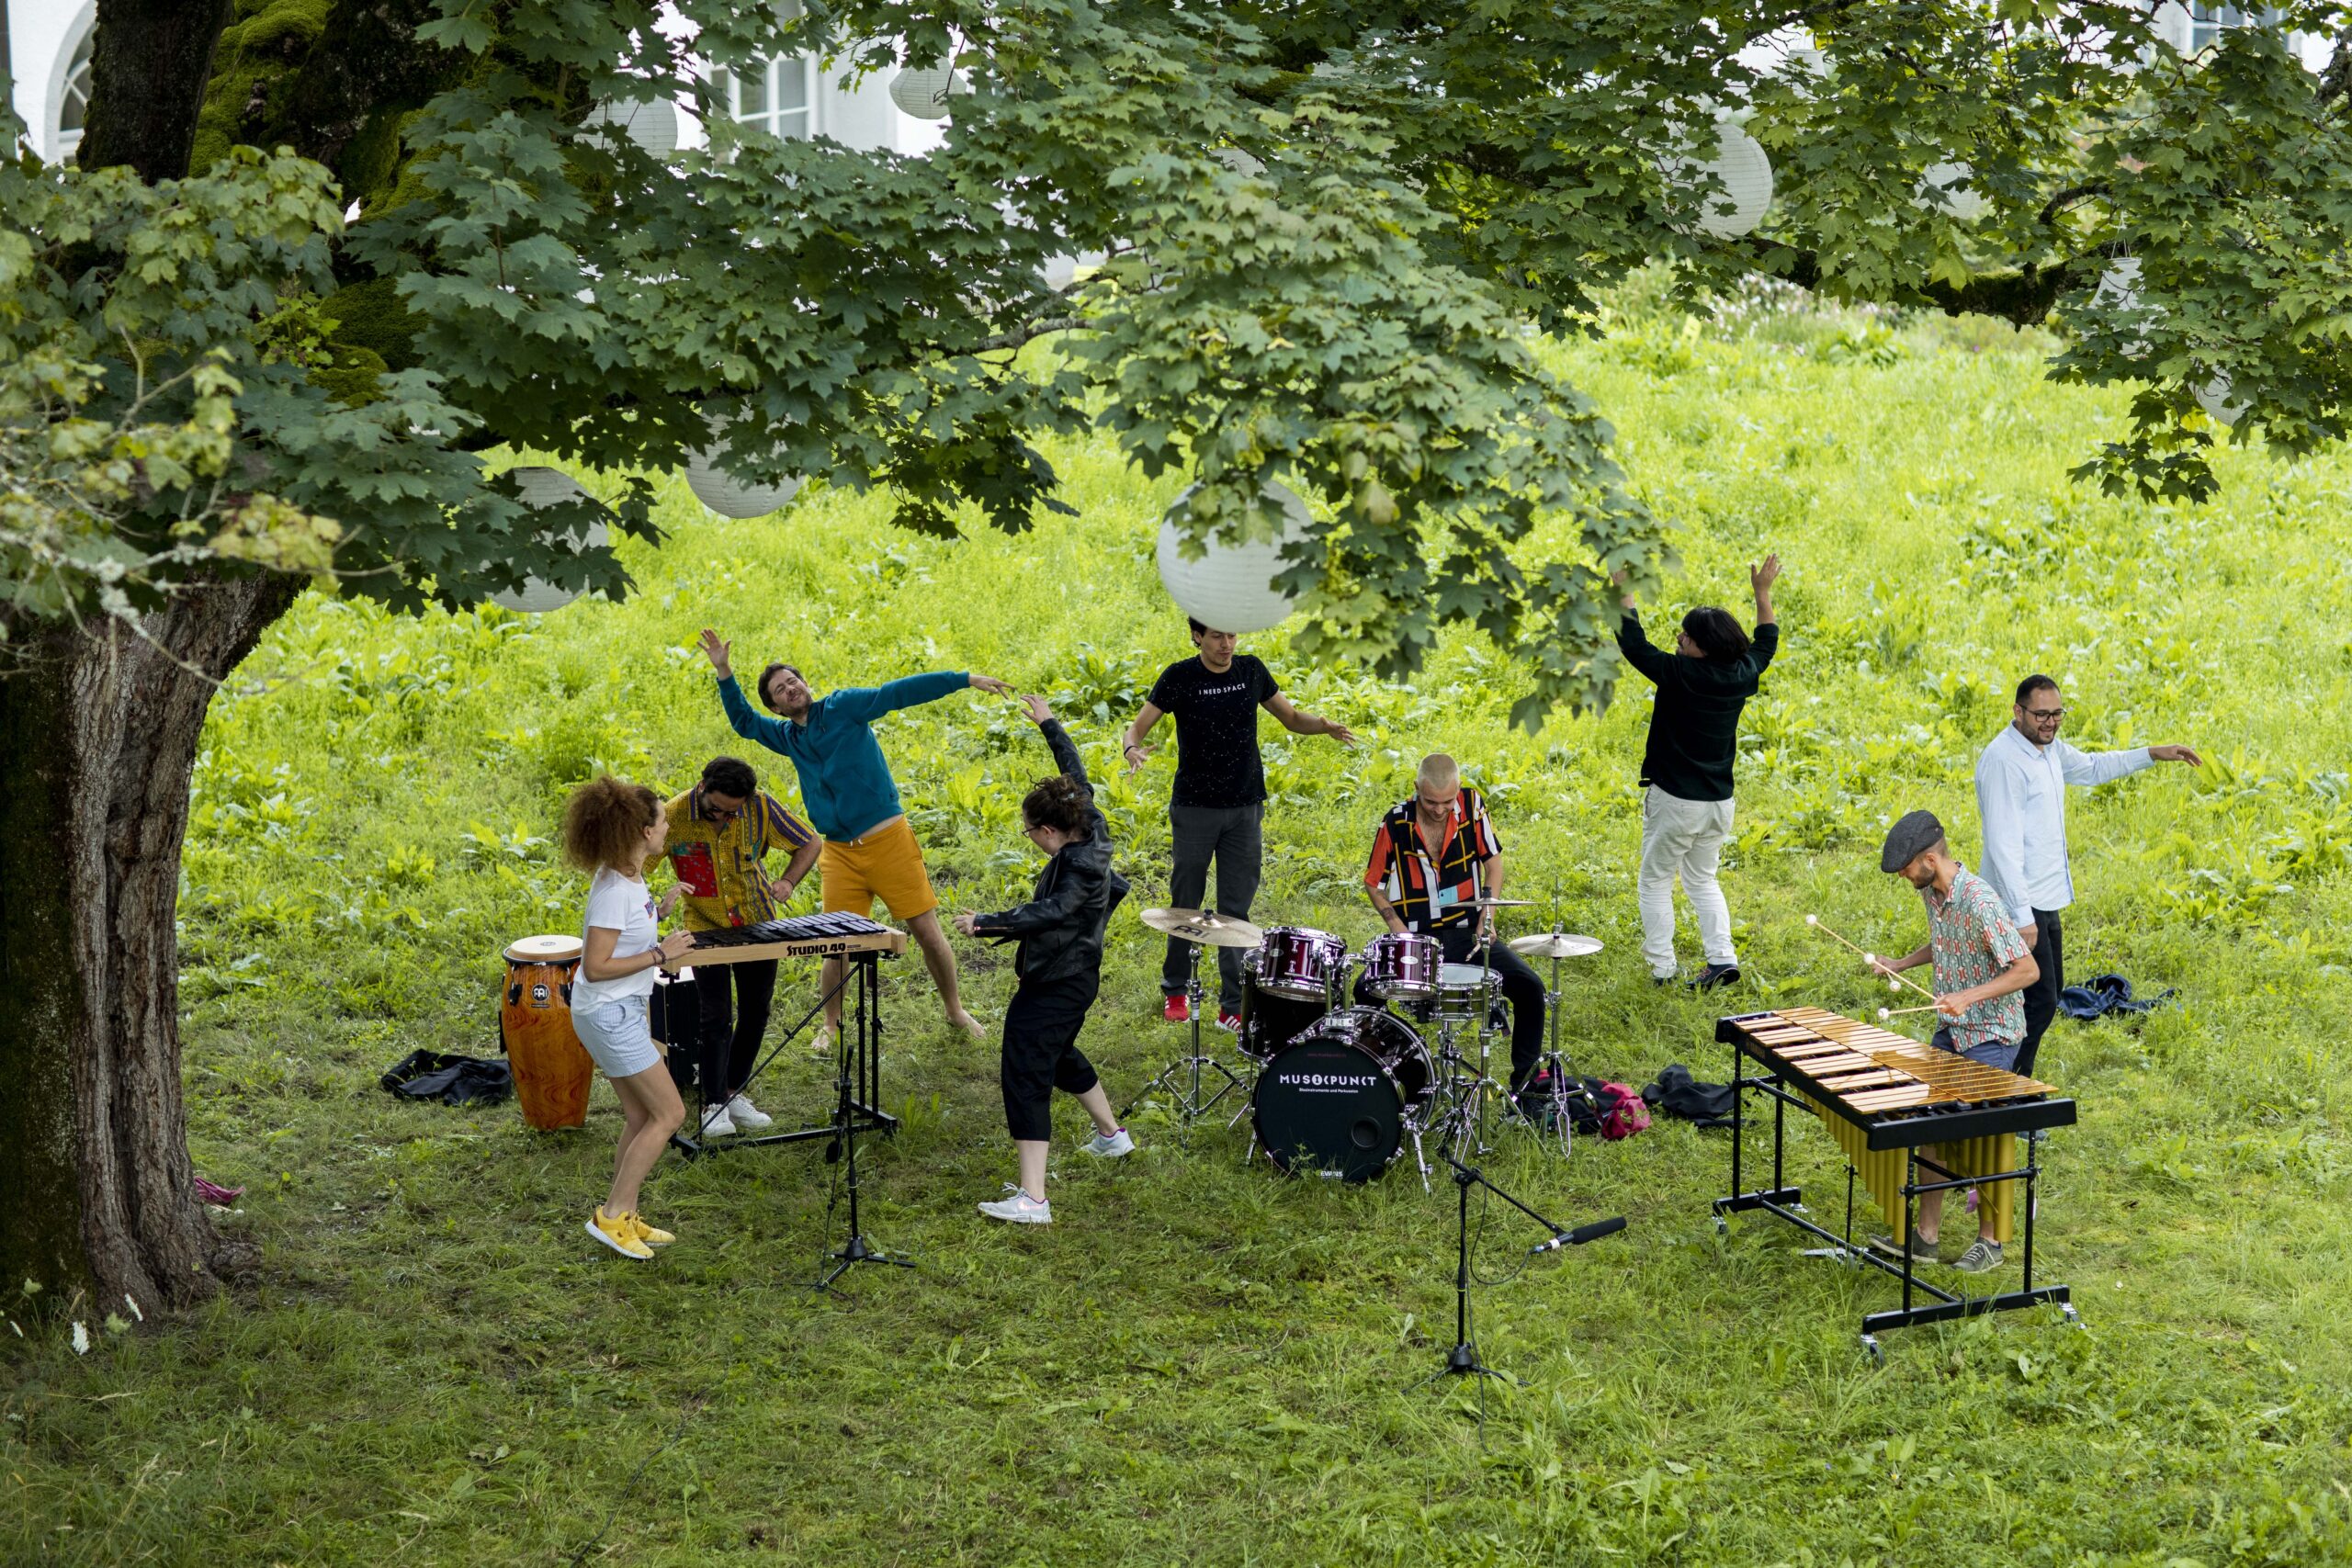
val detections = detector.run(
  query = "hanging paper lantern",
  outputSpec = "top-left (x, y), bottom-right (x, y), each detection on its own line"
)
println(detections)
top-left (2091, 258), bottom-right (2153, 359)
top-left (491, 467), bottom-right (611, 614)
top-left (582, 96), bottom-right (679, 159)
top-left (1914, 161), bottom-right (1986, 222)
top-left (1040, 249), bottom-right (1108, 292)
top-left (684, 412), bottom-right (802, 519)
top-left (2194, 376), bottom-right (2248, 426)
top-left (1155, 480), bottom-right (1315, 635)
top-left (1661, 118), bottom-right (1773, 240)
top-left (889, 67), bottom-right (965, 121)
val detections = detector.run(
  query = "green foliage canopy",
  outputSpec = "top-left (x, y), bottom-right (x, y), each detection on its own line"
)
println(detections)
top-left (10, 0), bottom-right (2352, 721)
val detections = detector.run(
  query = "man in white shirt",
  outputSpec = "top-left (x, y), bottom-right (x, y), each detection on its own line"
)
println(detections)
top-left (1973, 674), bottom-right (2201, 1076)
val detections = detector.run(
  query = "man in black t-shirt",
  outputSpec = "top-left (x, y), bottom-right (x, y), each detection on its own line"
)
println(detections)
top-left (1614, 555), bottom-right (1781, 990)
top-left (1122, 618), bottom-right (1357, 1026)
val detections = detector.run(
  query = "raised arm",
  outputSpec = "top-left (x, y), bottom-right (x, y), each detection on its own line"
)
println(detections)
top-left (1029, 700), bottom-right (1091, 794)
top-left (1613, 608), bottom-right (1675, 683)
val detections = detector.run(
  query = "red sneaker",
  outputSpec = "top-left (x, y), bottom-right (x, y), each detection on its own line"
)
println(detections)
top-left (1217, 1010), bottom-right (1242, 1033)
top-left (1161, 994), bottom-right (1191, 1022)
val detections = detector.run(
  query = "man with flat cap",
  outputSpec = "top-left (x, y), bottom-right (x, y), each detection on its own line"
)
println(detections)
top-left (1864, 808), bottom-right (2041, 1275)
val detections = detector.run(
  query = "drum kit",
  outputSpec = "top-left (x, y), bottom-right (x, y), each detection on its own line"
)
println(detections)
top-left (1135, 903), bottom-right (1607, 1187)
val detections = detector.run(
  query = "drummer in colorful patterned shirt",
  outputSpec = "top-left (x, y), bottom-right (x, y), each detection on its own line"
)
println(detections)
top-left (1359, 753), bottom-right (1548, 1095)
top-left (1864, 808), bottom-right (2041, 1275)
top-left (658, 757), bottom-right (822, 1137)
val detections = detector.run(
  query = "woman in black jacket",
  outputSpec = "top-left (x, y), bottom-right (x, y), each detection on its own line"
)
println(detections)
top-left (954, 695), bottom-right (1135, 1224)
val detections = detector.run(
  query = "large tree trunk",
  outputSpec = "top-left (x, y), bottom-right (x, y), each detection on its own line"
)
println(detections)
top-left (75, 0), bottom-right (235, 179)
top-left (0, 574), bottom-right (302, 1312)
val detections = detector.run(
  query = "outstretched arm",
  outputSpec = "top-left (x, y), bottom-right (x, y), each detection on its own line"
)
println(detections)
top-left (824, 670), bottom-right (1000, 724)
top-left (1263, 692), bottom-right (1358, 747)
top-left (701, 627), bottom-right (794, 752)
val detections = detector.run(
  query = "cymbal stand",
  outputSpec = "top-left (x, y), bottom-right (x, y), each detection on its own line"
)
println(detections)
top-left (1120, 938), bottom-right (1248, 1128)
top-left (1519, 923), bottom-right (1587, 1159)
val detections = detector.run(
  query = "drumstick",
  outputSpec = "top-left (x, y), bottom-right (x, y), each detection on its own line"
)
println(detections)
top-left (1803, 913), bottom-right (1937, 1000)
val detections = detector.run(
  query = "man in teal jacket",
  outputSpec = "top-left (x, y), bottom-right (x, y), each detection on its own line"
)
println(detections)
top-left (699, 628), bottom-right (1010, 1045)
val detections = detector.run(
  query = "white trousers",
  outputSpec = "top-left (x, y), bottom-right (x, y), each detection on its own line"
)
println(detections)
top-left (1638, 785), bottom-right (1737, 977)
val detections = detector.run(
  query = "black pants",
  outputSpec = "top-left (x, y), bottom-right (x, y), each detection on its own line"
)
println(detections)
top-left (693, 958), bottom-right (776, 1107)
top-left (1351, 924), bottom-right (1547, 1091)
top-left (1159, 802), bottom-right (1264, 1013)
top-left (2016, 908), bottom-right (2064, 1079)
top-left (1001, 973), bottom-right (1102, 1141)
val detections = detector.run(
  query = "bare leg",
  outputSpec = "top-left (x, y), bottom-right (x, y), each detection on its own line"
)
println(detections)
top-left (815, 956), bottom-right (842, 1052)
top-left (605, 1066), bottom-right (684, 1218)
top-left (1074, 1083), bottom-right (1119, 1137)
top-left (910, 908), bottom-right (982, 1037)
top-left (1014, 1138), bottom-right (1049, 1202)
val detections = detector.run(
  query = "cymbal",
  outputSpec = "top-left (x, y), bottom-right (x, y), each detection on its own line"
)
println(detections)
top-left (1464, 897), bottom-right (1534, 908)
top-left (1509, 931), bottom-right (1604, 960)
top-left (1138, 907), bottom-right (1265, 949)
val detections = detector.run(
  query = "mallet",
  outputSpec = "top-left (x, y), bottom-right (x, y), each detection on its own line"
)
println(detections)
top-left (1804, 912), bottom-right (1938, 1001)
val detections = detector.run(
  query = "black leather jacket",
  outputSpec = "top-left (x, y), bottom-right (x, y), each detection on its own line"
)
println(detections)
top-left (972, 718), bottom-right (1129, 986)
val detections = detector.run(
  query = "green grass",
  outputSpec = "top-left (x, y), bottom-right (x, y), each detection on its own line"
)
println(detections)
top-left (9, 314), bottom-right (2352, 1565)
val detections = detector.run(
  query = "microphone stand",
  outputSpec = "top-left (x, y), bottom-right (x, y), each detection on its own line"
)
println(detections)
top-left (1415, 1153), bottom-right (1626, 1400)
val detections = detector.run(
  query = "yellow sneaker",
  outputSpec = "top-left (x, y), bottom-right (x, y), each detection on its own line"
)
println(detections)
top-left (585, 1206), bottom-right (653, 1260)
top-left (628, 1213), bottom-right (675, 1247)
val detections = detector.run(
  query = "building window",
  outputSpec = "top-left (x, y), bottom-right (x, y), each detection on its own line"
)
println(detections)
top-left (717, 57), bottom-right (817, 141)
top-left (2185, 5), bottom-right (2284, 53)
top-left (57, 29), bottom-right (94, 154)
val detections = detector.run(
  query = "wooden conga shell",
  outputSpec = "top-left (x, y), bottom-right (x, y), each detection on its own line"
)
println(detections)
top-left (502, 935), bottom-right (591, 1130)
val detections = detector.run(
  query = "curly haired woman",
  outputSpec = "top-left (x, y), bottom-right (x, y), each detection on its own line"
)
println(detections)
top-left (560, 776), bottom-right (696, 1259)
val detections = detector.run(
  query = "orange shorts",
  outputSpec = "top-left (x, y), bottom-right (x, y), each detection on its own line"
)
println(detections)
top-left (820, 817), bottom-right (939, 922)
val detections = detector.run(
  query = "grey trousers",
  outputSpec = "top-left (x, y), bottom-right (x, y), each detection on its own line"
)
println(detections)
top-left (1159, 801), bottom-right (1264, 1011)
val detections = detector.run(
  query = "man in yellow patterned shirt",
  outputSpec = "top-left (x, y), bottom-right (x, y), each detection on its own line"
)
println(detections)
top-left (659, 756), bottom-right (820, 1136)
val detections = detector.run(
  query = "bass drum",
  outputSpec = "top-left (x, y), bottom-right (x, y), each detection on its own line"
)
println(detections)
top-left (1252, 1009), bottom-right (1435, 1183)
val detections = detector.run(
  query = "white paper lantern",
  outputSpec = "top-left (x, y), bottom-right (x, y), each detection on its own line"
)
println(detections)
top-left (582, 96), bottom-right (679, 159)
top-left (890, 68), bottom-right (965, 121)
top-left (2091, 258), bottom-right (2153, 358)
top-left (2194, 376), bottom-right (2248, 426)
top-left (1040, 248), bottom-right (1108, 292)
top-left (684, 412), bottom-right (802, 519)
top-left (1155, 479), bottom-right (1315, 635)
top-left (1914, 161), bottom-right (1986, 222)
top-left (492, 467), bottom-right (611, 614)
top-left (1662, 118), bottom-right (1773, 240)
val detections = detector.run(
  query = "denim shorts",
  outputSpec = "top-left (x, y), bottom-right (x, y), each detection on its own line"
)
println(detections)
top-left (1929, 1027), bottom-right (2019, 1073)
top-left (572, 994), bottom-right (662, 1079)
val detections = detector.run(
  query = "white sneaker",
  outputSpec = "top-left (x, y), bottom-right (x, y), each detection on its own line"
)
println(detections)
top-left (978, 1186), bottom-right (1052, 1224)
top-left (726, 1095), bottom-right (773, 1130)
top-left (1083, 1127), bottom-right (1135, 1158)
top-left (695, 1105), bottom-right (737, 1138)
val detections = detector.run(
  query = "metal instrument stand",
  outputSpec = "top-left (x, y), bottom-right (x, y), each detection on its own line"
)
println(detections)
top-left (1121, 938), bottom-right (1249, 1126)
top-left (1521, 926), bottom-right (1587, 1158)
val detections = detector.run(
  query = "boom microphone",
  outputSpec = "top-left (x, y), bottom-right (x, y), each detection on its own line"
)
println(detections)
top-left (1529, 1216), bottom-right (1627, 1256)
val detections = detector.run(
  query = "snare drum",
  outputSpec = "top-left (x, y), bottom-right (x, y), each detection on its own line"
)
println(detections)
top-left (1359, 932), bottom-right (1441, 1000)
top-left (502, 935), bottom-right (592, 1130)
top-left (1249, 926), bottom-right (1350, 1002)
top-left (1432, 961), bottom-right (1503, 1021)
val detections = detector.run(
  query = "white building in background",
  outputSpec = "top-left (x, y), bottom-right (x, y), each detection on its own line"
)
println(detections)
top-left (4, 0), bottom-right (938, 166)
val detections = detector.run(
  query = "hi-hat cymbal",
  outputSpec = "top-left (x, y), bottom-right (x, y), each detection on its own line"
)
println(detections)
top-left (1464, 897), bottom-right (1534, 908)
top-left (1138, 908), bottom-right (1265, 948)
top-left (1509, 931), bottom-right (1604, 960)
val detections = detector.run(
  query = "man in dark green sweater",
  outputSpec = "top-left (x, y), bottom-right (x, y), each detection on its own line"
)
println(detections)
top-left (1614, 555), bottom-right (1781, 989)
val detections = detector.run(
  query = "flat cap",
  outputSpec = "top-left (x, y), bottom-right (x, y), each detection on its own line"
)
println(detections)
top-left (1879, 809), bottom-right (1945, 873)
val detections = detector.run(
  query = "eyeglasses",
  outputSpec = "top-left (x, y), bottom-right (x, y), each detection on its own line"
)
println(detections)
top-left (2024, 708), bottom-right (2064, 722)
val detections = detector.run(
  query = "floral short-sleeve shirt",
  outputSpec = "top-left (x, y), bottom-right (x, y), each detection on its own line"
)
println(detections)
top-left (1922, 865), bottom-right (2030, 1053)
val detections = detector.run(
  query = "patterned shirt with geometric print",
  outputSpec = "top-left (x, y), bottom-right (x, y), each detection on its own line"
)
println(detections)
top-left (1920, 864), bottom-right (2030, 1053)
top-left (659, 785), bottom-right (815, 932)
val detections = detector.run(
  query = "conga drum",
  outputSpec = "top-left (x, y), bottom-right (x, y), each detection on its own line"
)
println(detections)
top-left (502, 935), bottom-right (591, 1130)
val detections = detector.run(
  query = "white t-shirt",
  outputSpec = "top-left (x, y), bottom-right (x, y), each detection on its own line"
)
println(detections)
top-left (571, 867), bottom-right (661, 1010)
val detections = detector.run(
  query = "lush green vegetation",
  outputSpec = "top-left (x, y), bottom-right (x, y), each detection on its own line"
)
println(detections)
top-left (8, 310), bottom-right (2352, 1565)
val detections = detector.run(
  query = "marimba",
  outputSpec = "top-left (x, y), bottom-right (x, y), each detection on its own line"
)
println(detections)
top-left (1715, 1007), bottom-right (2079, 1356)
